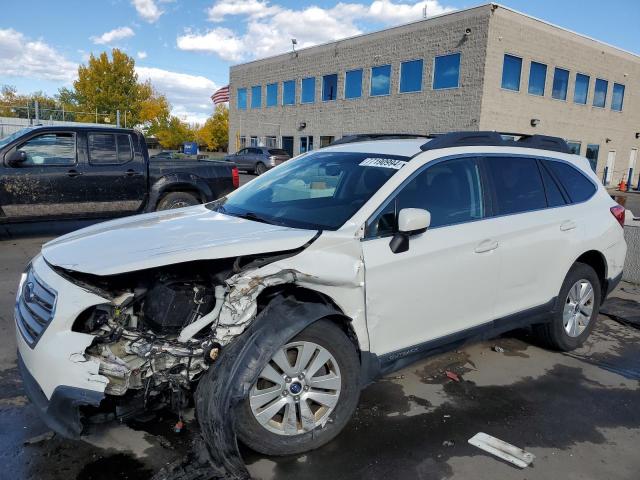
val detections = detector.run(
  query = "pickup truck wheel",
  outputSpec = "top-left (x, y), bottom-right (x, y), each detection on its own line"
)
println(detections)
top-left (156, 192), bottom-right (200, 210)
top-left (534, 262), bottom-right (601, 351)
top-left (235, 319), bottom-right (360, 456)
top-left (255, 162), bottom-right (267, 175)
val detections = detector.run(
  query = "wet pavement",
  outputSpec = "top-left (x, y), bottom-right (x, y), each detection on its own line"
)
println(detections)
top-left (1, 206), bottom-right (640, 479)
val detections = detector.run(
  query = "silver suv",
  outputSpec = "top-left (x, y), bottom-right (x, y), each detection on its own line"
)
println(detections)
top-left (224, 146), bottom-right (291, 174)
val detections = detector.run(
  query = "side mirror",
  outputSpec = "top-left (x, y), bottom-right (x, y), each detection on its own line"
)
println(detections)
top-left (389, 208), bottom-right (431, 254)
top-left (7, 150), bottom-right (27, 166)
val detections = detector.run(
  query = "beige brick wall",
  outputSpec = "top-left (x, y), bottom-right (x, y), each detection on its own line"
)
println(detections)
top-left (229, 6), bottom-right (492, 155)
top-left (480, 6), bottom-right (640, 186)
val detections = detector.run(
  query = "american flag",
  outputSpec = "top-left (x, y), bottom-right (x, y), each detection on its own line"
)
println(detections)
top-left (211, 85), bottom-right (230, 105)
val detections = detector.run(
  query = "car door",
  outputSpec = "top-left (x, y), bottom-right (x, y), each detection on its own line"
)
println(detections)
top-left (0, 130), bottom-right (87, 220)
top-left (481, 155), bottom-right (577, 319)
top-left (82, 131), bottom-right (146, 214)
top-left (362, 156), bottom-right (500, 356)
top-left (233, 148), bottom-right (249, 169)
top-left (248, 148), bottom-right (262, 170)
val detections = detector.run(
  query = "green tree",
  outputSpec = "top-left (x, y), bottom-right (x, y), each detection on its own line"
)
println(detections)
top-left (196, 104), bottom-right (229, 151)
top-left (0, 85), bottom-right (59, 119)
top-left (155, 116), bottom-right (194, 149)
top-left (73, 48), bottom-right (154, 126)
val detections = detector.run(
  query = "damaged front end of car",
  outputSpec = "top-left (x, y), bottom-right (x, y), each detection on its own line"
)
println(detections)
top-left (60, 251), bottom-right (315, 425)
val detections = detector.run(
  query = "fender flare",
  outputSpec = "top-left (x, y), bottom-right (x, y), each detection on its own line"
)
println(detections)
top-left (146, 174), bottom-right (213, 212)
top-left (194, 295), bottom-right (350, 479)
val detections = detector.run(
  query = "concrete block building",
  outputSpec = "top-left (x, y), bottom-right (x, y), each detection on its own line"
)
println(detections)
top-left (229, 3), bottom-right (640, 187)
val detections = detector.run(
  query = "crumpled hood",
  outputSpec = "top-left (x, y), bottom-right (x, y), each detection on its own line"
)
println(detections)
top-left (42, 205), bottom-right (318, 276)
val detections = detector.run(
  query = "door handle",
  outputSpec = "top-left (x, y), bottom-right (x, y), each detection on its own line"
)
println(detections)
top-left (474, 239), bottom-right (499, 253)
top-left (67, 169), bottom-right (83, 177)
top-left (560, 220), bottom-right (577, 231)
top-left (125, 169), bottom-right (142, 177)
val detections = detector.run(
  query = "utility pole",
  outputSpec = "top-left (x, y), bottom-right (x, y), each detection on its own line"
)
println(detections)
top-left (95, 108), bottom-right (98, 124)
top-left (34, 100), bottom-right (40, 122)
top-left (116, 110), bottom-right (121, 127)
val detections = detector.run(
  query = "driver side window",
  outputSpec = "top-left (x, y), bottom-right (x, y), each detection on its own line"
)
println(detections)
top-left (16, 132), bottom-right (76, 166)
top-left (368, 157), bottom-right (484, 237)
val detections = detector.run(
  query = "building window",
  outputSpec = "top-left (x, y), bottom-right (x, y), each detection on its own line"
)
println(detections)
top-left (611, 83), bottom-right (625, 111)
top-left (322, 74), bottom-right (338, 101)
top-left (301, 77), bottom-right (315, 104)
top-left (399, 59), bottom-right (423, 93)
top-left (239, 136), bottom-right (247, 149)
top-left (265, 136), bottom-right (278, 148)
top-left (552, 68), bottom-right (569, 100)
top-left (250, 136), bottom-right (258, 147)
top-left (528, 61), bottom-right (547, 96)
top-left (266, 83), bottom-right (278, 107)
top-left (320, 136), bottom-right (335, 148)
top-left (566, 141), bottom-right (581, 155)
top-left (345, 69), bottom-right (362, 99)
top-left (237, 88), bottom-right (247, 110)
top-left (370, 65), bottom-right (391, 96)
top-left (573, 73), bottom-right (589, 104)
top-left (300, 136), bottom-right (314, 153)
top-left (593, 78), bottom-right (608, 107)
top-left (501, 54), bottom-right (522, 91)
top-left (586, 144), bottom-right (599, 172)
top-left (251, 85), bottom-right (261, 109)
top-left (283, 80), bottom-right (296, 105)
top-left (433, 53), bottom-right (461, 89)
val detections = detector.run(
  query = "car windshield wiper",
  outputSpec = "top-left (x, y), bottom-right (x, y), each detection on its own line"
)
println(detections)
top-left (232, 211), bottom-right (280, 226)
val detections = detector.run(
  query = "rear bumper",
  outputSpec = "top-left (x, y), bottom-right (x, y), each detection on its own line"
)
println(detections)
top-left (18, 351), bottom-right (104, 438)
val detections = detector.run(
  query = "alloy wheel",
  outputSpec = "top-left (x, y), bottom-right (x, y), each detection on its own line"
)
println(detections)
top-left (249, 341), bottom-right (341, 436)
top-left (563, 279), bottom-right (595, 337)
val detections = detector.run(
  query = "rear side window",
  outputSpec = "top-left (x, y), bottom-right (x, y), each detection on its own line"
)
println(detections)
top-left (268, 149), bottom-right (288, 156)
top-left (539, 163), bottom-right (566, 207)
top-left (545, 160), bottom-right (596, 203)
top-left (117, 134), bottom-right (132, 163)
top-left (89, 133), bottom-right (133, 165)
top-left (485, 157), bottom-right (547, 215)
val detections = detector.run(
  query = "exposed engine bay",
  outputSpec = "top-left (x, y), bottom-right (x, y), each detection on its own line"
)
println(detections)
top-left (63, 253), bottom-right (304, 418)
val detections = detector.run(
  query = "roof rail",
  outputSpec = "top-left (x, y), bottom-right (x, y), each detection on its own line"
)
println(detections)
top-left (419, 131), bottom-right (570, 154)
top-left (329, 133), bottom-right (428, 146)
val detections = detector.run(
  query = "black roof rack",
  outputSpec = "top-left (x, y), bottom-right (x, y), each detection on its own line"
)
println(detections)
top-left (329, 133), bottom-right (428, 146)
top-left (419, 131), bottom-right (570, 154)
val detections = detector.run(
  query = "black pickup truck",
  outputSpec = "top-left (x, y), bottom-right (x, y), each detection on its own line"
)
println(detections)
top-left (0, 125), bottom-right (239, 222)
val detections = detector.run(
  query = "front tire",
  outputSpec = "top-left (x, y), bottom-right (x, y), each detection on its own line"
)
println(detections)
top-left (235, 319), bottom-right (360, 456)
top-left (534, 262), bottom-right (601, 351)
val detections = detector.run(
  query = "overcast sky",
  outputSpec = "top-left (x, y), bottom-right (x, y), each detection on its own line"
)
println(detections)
top-left (1, 0), bottom-right (638, 124)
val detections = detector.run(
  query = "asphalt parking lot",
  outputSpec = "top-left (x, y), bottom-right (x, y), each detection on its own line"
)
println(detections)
top-left (1, 175), bottom-right (639, 480)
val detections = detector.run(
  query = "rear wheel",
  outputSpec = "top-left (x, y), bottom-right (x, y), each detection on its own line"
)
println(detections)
top-left (255, 162), bottom-right (267, 175)
top-left (235, 320), bottom-right (360, 456)
top-left (156, 191), bottom-right (199, 210)
top-left (534, 262), bottom-right (601, 351)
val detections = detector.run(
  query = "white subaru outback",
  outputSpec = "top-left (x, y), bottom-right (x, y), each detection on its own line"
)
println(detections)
top-left (16, 132), bottom-right (626, 476)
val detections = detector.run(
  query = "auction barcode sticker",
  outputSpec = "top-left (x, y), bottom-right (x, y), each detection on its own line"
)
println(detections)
top-left (359, 158), bottom-right (407, 170)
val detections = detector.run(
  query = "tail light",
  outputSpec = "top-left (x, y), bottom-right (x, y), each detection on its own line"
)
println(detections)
top-left (268, 155), bottom-right (276, 166)
top-left (610, 205), bottom-right (625, 227)
top-left (232, 167), bottom-right (239, 189)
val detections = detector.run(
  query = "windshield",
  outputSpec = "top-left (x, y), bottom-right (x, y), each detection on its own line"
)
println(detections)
top-left (208, 150), bottom-right (409, 230)
top-left (0, 127), bottom-right (36, 149)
